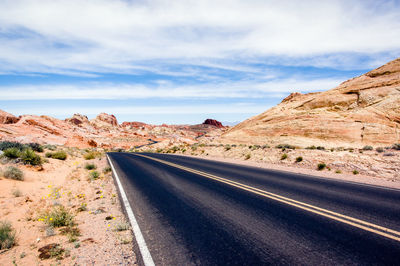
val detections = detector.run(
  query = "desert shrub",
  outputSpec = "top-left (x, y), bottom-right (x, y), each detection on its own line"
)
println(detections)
top-left (27, 143), bottom-right (43, 152)
top-left (262, 144), bottom-right (270, 149)
top-left (43, 144), bottom-right (57, 151)
top-left (281, 153), bottom-right (288, 160)
top-left (335, 170), bottom-right (342, 174)
top-left (245, 153), bottom-right (251, 160)
top-left (45, 152), bottom-right (53, 158)
top-left (60, 225), bottom-right (81, 242)
top-left (392, 144), bottom-right (400, 150)
top-left (89, 171), bottom-right (100, 180)
top-left (0, 221), bottom-right (16, 250)
top-left (41, 205), bottom-right (74, 227)
top-left (171, 146), bottom-right (179, 153)
top-left (20, 148), bottom-right (42, 165)
top-left (0, 141), bottom-right (25, 151)
top-left (3, 148), bottom-right (20, 159)
top-left (3, 166), bottom-right (24, 181)
top-left (103, 166), bottom-right (112, 173)
top-left (224, 145), bottom-right (231, 151)
top-left (85, 163), bottom-right (97, 170)
top-left (362, 145), bottom-right (373, 151)
top-left (376, 147), bottom-right (384, 153)
top-left (353, 170), bottom-right (359, 175)
top-left (50, 151), bottom-right (67, 160)
top-left (114, 222), bottom-right (130, 232)
top-left (295, 156), bottom-right (303, 163)
top-left (12, 188), bottom-right (22, 197)
top-left (83, 152), bottom-right (97, 160)
top-left (191, 145), bottom-right (198, 151)
top-left (156, 148), bottom-right (163, 153)
top-left (317, 163), bottom-right (326, 171)
top-left (276, 144), bottom-right (296, 150)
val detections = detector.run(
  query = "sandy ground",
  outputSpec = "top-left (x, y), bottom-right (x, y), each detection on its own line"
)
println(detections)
top-left (0, 148), bottom-right (136, 265)
top-left (152, 145), bottom-right (400, 190)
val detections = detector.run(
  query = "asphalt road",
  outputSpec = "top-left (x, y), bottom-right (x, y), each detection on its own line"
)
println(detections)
top-left (108, 152), bottom-right (400, 265)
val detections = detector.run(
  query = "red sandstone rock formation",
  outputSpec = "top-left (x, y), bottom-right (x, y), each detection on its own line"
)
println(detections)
top-left (222, 58), bottom-right (400, 146)
top-left (203, 119), bottom-right (224, 128)
top-left (0, 110), bottom-right (20, 124)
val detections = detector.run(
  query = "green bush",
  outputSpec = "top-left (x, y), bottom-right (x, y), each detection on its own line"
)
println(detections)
top-left (353, 170), bottom-right (359, 175)
top-left (27, 143), bottom-right (43, 152)
top-left (50, 151), bottom-right (67, 160)
top-left (281, 153), bottom-right (288, 160)
top-left (0, 221), bottom-right (16, 250)
top-left (295, 156), bottom-right (303, 163)
top-left (43, 144), bottom-right (57, 151)
top-left (224, 145), bottom-right (231, 151)
top-left (3, 166), bottom-right (24, 181)
top-left (103, 166), bottom-right (112, 173)
top-left (245, 153), bottom-right (251, 160)
top-left (85, 163), bottom-right (97, 170)
top-left (0, 141), bottom-right (25, 151)
top-left (41, 206), bottom-right (74, 227)
top-left (362, 145), bottom-right (373, 151)
top-left (89, 171), bottom-right (100, 180)
top-left (83, 152), bottom-right (96, 160)
top-left (376, 147), bottom-right (384, 153)
top-left (317, 163), bottom-right (326, 171)
top-left (276, 144), bottom-right (296, 150)
top-left (3, 148), bottom-right (20, 159)
top-left (20, 148), bottom-right (42, 165)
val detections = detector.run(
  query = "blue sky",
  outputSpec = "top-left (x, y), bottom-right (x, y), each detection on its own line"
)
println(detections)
top-left (0, 0), bottom-right (399, 124)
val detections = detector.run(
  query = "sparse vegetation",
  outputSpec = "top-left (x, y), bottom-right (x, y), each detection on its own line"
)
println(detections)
top-left (85, 163), bottom-right (97, 170)
top-left (40, 205), bottom-right (74, 227)
top-left (114, 222), bottom-right (130, 232)
top-left (353, 170), bottom-right (359, 175)
top-left (103, 166), bottom-right (112, 173)
top-left (89, 171), bottom-right (100, 180)
top-left (317, 163), bottom-right (326, 171)
top-left (0, 221), bottom-right (16, 250)
top-left (281, 153), bottom-right (288, 160)
top-left (3, 166), bottom-right (24, 181)
top-left (224, 145), bottom-right (231, 151)
top-left (245, 153), bottom-right (251, 160)
top-left (295, 156), bottom-right (303, 163)
top-left (83, 151), bottom-right (97, 160)
top-left (306, 145), bottom-right (325, 150)
top-left (47, 150), bottom-right (67, 160)
top-left (12, 188), bottom-right (22, 197)
top-left (20, 148), bottom-right (42, 165)
top-left (335, 170), bottom-right (342, 174)
top-left (276, 144), bottom-right (296, 150)
top-left (3, 148), bottom-right (20, 159)
top-left (362, 145), bottom-right (373, 151)
top-left (376, 147), bottom-right (384, 153)
top-left (27, 143), bottom-right (44, 152)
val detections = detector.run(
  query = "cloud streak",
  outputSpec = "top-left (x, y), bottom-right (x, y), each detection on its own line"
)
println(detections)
top-left (0, 78), bottom-right (343, 100)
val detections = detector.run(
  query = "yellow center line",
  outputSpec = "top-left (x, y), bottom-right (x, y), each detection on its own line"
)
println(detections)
top-left (134, 154), bottom-right (400, 242)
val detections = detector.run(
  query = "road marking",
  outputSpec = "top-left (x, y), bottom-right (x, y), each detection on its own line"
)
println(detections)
top-left (135, 153), bottom-right (400, 242)
top-left (107, 155), bottom-right (155, 266)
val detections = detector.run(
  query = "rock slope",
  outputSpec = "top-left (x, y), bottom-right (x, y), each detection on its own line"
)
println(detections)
top-left (222, 58), bottom-right (400, 147)
top-left (0, 111), bottom-right (225, 149)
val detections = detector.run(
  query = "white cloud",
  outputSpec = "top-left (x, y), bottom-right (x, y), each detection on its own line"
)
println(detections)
top-left (0, 0), bottom-right (399, 74)
top-left (0, 78), bottom-right (343, 100)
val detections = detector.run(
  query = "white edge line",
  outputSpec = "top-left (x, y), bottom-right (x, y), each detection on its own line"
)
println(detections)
top-left (107, 154), bottom-right (155, 266)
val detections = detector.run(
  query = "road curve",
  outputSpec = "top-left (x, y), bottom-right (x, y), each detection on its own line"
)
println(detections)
top-left (108, 152), bottom-right (400, 265)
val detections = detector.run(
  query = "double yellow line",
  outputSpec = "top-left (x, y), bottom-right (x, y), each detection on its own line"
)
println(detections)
top-left (134, 154), bottom-right (400, 242)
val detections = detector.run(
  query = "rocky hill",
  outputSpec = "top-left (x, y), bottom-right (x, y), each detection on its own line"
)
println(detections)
top-left (222, 58), bottom-right (400, 147)
top-left (0, 111), bottom-right (225, 149)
